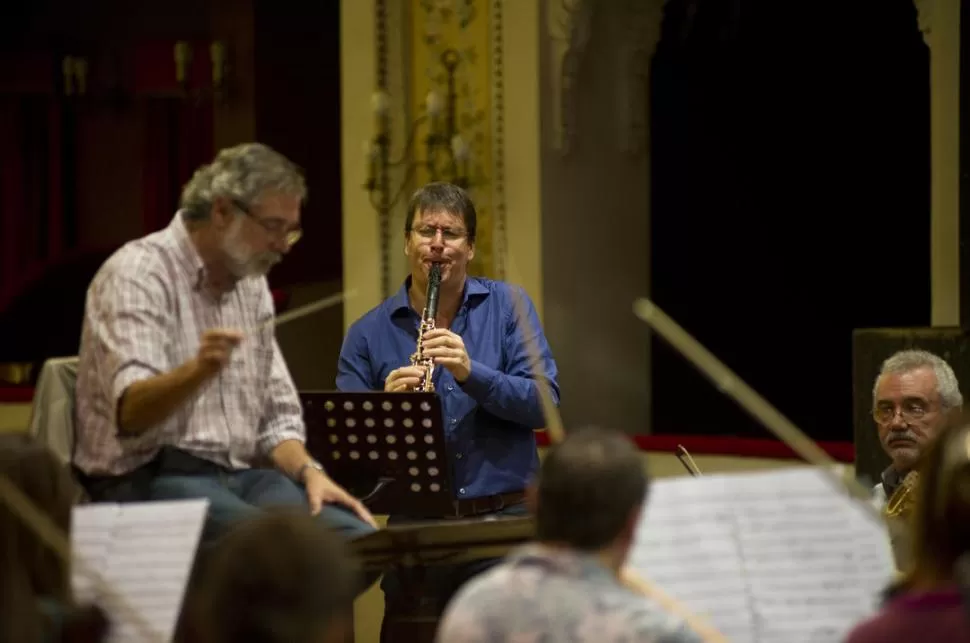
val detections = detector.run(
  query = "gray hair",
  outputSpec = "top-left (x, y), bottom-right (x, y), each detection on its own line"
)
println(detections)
top-left (873, 349), bottom-right (963, 410)
top-left (179, 142), bottom-right (307, 220)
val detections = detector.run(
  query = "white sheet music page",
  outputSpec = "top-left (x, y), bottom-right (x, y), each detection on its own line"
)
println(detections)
top-left (71, 504), bottom-right (121, 606)
top-left (71, 499), bottom-right (209, 643)
top-left (626, 467), bottom-right (895, 643)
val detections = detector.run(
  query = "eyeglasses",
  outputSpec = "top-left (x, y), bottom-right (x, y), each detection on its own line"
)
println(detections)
top-left (233, 199), bottom-right (303, 247)
top-left (410, 225), bottom-right (466, 243)
top-left (872, 398), bottom-right (933, 424)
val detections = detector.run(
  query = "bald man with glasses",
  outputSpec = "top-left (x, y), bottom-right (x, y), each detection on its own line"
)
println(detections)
top-left (73, 144), bottom-right (379, 571)
top-left (870, 349), bottom-right (964, 512)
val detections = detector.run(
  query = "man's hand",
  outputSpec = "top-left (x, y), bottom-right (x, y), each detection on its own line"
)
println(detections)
top-left (303, 468), bottom-right (378, 528)
top-left (421, 329), bottom-right (472, 382)
top-left (384, 365), bottom-right (427, 392)
top-left (195, 328), bottom-right (244, 377)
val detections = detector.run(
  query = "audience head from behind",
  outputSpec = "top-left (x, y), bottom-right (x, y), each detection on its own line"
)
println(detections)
top-left (872, 349), bottom-right (963, 477)
top-left (179, 142), bottom-right (307, 284)
top-left (528, 426), bottom-right (648, 573)
top-left (191, 508), bottom-right (362, 643)
top-left (0, 432), bottom-right (108, 643)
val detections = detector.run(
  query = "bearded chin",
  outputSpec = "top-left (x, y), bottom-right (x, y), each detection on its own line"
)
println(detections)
top-left (222, 221), bottom-right (282, 278)
top-left (227, 251), bottom-right (279, 278)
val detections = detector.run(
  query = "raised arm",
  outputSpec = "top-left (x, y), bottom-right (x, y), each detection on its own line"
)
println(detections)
top-left (89, 271), bottom-right (214, 434)
top-left (459, 287), bottom-right (559, 428)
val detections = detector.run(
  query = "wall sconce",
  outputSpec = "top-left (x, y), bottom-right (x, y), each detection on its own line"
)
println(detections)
top-left (174, 41), bottom-right (192, 93)
top-left (61, 56), bottom-right (89, 97)
top-left (363, 48), bottom-right (473, 200)
top-left (210, 41), bottom-right (227, 96)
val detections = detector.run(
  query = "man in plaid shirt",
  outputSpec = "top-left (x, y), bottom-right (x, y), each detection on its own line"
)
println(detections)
top-left (73, 143), bottom-right (378, 560)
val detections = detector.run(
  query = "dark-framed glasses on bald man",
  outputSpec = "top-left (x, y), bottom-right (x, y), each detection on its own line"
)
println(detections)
top-left (873, 399), bottom-right (932, 424)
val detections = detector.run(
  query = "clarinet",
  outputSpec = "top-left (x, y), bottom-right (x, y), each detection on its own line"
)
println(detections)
top-left (410, 262), bottom-right (442, 392)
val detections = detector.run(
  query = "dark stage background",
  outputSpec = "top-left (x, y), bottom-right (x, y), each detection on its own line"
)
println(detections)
top-left (650, 0), bottom-right (931, 443)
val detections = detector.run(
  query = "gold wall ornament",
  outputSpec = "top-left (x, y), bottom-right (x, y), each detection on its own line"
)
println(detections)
top-left (615, 0), bottom-right (663, 157)
top-left (487, 0), bottom-right (507, 280)
top-left (62, 56), bottom-right (76, 96)
top-left (913, 0), bottom-right (933, 45)
top-left (363, 0), bottom-right (504, 281)
top-left (546, 0), bottom-right (593, 156)
top-left (410, 0), bottom-right (496, 277)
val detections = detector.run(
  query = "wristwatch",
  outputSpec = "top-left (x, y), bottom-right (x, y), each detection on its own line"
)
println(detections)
top-left (297, 459), bottom-right (325, 483)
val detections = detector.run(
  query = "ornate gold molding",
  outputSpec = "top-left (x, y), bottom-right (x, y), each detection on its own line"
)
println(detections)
top-left (615, 0), bottom-right (664, 157)
top-left (489, 0), bottom-right (507, 279)
top-left (913, 0), bottom-right (933, 45)
top-left (411, 0), bottom-right (497, 277)
top-left (546, 0), bottom-right (594, 155)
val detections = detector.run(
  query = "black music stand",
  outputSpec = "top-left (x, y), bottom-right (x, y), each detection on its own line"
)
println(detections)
top-left (352, 515), bottom-right (537, 643)
top-left (301, 391), bottom-right (455, 517)
top-left (350, 515), bottom-right (536, 572)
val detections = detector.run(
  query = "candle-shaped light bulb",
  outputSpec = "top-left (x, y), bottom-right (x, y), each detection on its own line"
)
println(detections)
top-left (371, 91), bottom-right (390, 115)
top-left (451, 134), bottom-right (469, 161)
top-left (74, 58), bottom-right (88, 95)
top-left (425, 91), bottom-right (443, 116)
top-left (174, 41), bottom-right (192, 84)
top-left (210, 41), bottom-right (226, 88)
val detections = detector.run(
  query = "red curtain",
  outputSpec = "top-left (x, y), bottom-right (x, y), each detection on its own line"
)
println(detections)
top-left (137, 40), bottom-right (215, 234)
top-left (0, 68), bottom-right (73, 315)
top-left (0, 42), bottom-right (216, 320)
top-left (142, 98), bottom-right (214, 234)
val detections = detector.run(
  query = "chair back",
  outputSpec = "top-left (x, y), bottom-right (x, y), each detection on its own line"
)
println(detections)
top-left (27, 357), bottom-right (80, 466)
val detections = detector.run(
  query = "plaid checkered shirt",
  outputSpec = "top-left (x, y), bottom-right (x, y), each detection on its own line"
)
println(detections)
top-left (73, 213), bottom-right (305, 477)
top-left (436, 544), bottom-right (703, 643)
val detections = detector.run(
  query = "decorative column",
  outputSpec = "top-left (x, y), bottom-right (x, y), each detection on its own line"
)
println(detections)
top-left (539, 0), bottom-right (665, 435)
top-left (917, 0), bottom-right (962, 326)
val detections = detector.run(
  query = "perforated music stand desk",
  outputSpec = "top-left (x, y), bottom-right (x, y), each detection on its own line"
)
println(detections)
top-left (302, 391), bottom-right (456, 517)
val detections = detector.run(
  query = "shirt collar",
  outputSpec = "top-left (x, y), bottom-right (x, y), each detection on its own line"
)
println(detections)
top-left (505, 543), bottom-right (617, 583)
top-left (881, 466), bottom-right (905, 499)
top-left (169, 211), bottom-right (207, 290)
top-left (388, 275), bottom-right (490, 318)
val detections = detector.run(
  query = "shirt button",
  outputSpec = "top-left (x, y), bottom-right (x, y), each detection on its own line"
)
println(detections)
top-left (456, 452), bottom-right (463, 460)
top-left (447, 385), bottom-right (454, 392)
top-left (451, 418), bottom-right (457, 425)
top-left (459, 488), bottom-right (466, 495)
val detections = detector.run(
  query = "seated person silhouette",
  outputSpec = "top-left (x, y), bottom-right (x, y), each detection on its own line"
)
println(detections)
top-left (71, 143), bottom-right (378, 580)
top-left (0, 433), bottom-right (109, 643)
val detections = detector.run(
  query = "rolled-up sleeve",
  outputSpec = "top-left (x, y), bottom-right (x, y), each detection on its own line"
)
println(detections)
top-left (88, 271), bottom-right (173, 417)
top-left (257, 338), bottom-right (306, 453)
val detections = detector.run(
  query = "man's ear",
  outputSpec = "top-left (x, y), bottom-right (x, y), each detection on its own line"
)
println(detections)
top-left (210, 196), bottom-right (232, 229)
top-left (467, 242), bottom-right (475, 263)
top-left (525, 480), bottom-right (539, 516)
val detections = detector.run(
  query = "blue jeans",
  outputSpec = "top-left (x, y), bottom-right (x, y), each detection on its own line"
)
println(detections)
top-left (84, 450), bottom-right (379, 593)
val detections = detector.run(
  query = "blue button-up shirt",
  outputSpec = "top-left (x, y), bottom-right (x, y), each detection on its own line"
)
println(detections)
top-left (336, 277), bottom-right (559, 500)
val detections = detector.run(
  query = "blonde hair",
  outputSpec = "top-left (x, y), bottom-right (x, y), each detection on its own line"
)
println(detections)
top-left (180, 143), bottom-right (307, 219)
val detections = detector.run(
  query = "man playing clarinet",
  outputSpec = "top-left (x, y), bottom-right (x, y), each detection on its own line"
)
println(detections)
top-left (336, 182), bottom-right (560, 627)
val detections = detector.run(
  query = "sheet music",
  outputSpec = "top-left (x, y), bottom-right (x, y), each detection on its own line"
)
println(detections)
top-left (71, 499), bottom-right (209, 643)
top-left (627, 467), bottom-right (895, 643)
